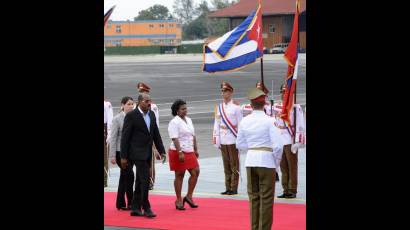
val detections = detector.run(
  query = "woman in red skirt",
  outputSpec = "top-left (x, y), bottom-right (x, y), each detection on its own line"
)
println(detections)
top-left (168, 99), bottom-right (200, 210)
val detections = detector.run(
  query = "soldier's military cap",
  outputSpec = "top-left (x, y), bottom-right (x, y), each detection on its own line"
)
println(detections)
top-left (247, 88), bottom-right (266, 100)
top-left (221, 81), bottom-right (234, 91)
top-left (137, 82), bottom-right (151, 93)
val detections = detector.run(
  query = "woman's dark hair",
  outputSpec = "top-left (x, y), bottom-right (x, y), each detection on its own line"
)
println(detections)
top-left (120, 96), bottom-right (133, 111)
top-left (171, 99), bottom-right (186, 116)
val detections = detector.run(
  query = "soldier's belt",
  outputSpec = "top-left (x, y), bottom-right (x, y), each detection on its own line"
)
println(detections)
top-left (248, 147), bottom-right (273, 152)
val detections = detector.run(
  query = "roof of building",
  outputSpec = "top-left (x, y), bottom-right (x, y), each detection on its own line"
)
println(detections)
top-left (209, 0), bottom-right (306, 18)
top-left (108, 19), bottom-right (179, 24)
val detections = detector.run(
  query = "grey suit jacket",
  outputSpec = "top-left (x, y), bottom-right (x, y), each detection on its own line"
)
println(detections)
top-left (109, 112), bottom-right (125, 159)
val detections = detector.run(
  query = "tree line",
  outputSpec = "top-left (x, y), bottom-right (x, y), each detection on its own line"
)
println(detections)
top-left (133, 0), bottom-right (238, 40)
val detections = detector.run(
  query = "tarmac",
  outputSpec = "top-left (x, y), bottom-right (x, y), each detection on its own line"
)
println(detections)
top-left (105, 148), bottom-right (306, 203)
top-left (104, 53), bottom-right (306, 229)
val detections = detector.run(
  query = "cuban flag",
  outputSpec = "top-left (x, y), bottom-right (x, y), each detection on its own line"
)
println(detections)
top-left (203, 2), bottom-right (263, 73)
top-left (280, 0), bottom-right (300, 126)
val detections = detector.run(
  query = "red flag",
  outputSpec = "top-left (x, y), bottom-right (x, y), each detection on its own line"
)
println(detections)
top-left (104, 5), bottom-right (115, 27)
top-left (280, 0), bottom-right (300, 126)
top-left (248, 0), bottom-right (263, 53)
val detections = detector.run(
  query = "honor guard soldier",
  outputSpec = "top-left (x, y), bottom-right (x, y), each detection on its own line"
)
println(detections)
top-left (136, 82), bottom-right (161, 190)
top-left (104, 98), bottom-right (114, 187)
top-left (241, 82), bottom-right (281, 183)
top-left (274, 83), bottom-right (306, 199)
top-left (213, 81), bottom-right (243, 195)
top-left (236, 87), bottom-right (284, 230)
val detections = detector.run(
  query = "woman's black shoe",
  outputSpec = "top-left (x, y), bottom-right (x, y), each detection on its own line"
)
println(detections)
top-left (183, 196), bottom-right (198, 208)
top-left (175, 201), bottom-right (186, 210)
top-left (117, 206), bottom-right (131, 211)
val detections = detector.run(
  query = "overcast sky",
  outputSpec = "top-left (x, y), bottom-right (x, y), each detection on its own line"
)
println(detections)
top-left (104, 0), bottom-right (213, 21)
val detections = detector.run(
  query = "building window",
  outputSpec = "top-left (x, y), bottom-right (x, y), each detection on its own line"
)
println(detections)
top-left (160, 24), bottom-right (164, 28)
top-left (149, 24), bottom-right (154, 28)
top-left (112, 40), bottom-right (122, 47)
top-left (269, 25), bottom-right (275, 33)
top-left (169, 24), bottom-right (174, 28)
top-left (115, 25), bottom-right (121, 33)
top-left (107, 21), bottom-right (112, 28)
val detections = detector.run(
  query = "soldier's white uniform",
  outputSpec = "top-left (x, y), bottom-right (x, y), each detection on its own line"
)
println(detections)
top-left (272, 102), bottom-right (306, 148)
top-left (104, 99), bottom-right (113, 187)
top-left (241, 101), bottom-right (273, 118)
top-left (214, 81), bottom-right (243, 194)
top-left (104, 100), bottom-right (114, 141)
top-left (150, 103), bottom-right (159, 127)
top-left (213, 100), bottom-right (242, 147)
top-left (236, 110), bottom-right (284, 169)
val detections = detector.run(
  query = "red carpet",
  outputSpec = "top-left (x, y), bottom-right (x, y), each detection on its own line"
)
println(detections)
top-left (104, 192), bottom-right (305, 230)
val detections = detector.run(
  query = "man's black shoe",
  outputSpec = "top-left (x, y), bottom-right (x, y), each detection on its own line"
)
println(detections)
top-left (144, 209), bottom-right (157, 218)
top-left (130, 209), bottom-right (144, 216)
top-left (286, 194), bottom-right (297, 199)
top-left (228, 191), bottom-right (238, 195)
top-left (277, 193), bottom-right (289, 198)
top-left (221, 190), bottom-right (231, 195)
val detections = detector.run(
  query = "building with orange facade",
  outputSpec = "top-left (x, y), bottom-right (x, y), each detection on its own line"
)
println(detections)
top-left (104, 20), bottom-right (182, 47)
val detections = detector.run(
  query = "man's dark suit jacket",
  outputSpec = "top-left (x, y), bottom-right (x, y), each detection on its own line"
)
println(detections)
top-left (120, 108), bottom-right (165, 161)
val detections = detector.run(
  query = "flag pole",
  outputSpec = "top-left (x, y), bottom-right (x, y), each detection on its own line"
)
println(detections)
top-left (260, 57), bottom-right (264, 86)
top-left (293, 1), bottom-right (300, 144)
top-left (270, 80), bottom-right (274, 117)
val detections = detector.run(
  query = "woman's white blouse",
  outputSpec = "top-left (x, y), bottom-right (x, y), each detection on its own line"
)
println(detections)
top-left (168, 116), bottom-right (195, 152)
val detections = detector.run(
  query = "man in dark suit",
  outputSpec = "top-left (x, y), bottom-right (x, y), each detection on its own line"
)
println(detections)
top-left (120, 93), bottom-right (166, 218)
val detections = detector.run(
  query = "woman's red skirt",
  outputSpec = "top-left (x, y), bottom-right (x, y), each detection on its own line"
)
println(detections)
top-left (168, 149), bottom-right (199, 171)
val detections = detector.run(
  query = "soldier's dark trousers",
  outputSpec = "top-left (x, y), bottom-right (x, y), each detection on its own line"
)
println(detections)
top-left (220, 144), bottom-right (239, 192)
top-left (247, 167), bottom-right (275, 230)
top-left (280, 144), bottom-right (298, 195)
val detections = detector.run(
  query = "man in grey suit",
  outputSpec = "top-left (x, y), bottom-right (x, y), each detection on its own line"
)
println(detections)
top-left (121, 93), bottom-right (166, 218)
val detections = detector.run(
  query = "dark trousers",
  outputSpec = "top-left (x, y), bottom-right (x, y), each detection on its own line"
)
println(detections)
top-left (280, 144), bottom-right (298, 195)
top-left (115, 151), bottom-right (134, 209)
top-left (220, 144), bottom-right (239, 192)
top-left (130, 159), bottom-right (151, 211)
top-left (247, 167), bottom-right (275, 230)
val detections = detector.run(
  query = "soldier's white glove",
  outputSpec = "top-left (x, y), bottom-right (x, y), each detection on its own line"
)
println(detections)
top-left (291, 143), bottom-right (305, 154)
top-left (106, 131), bottom-right (111, 143)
